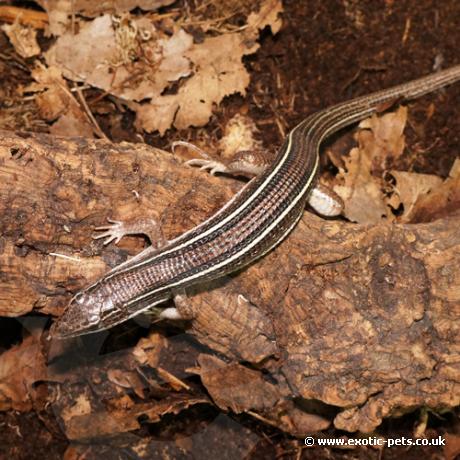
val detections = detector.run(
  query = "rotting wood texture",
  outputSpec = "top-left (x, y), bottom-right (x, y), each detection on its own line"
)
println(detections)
top-left (0, 129), bottom-right (459, 435)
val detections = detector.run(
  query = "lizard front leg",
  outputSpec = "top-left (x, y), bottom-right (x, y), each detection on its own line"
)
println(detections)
top-left (93, 218), bottom-right (194, 319)
top-left (93, 217), bottom-right (166, 248)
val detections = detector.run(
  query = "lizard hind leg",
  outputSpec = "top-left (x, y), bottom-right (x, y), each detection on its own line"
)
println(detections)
top-left (307, 183), bottom-right (344, 217)
top-left (179, 142), bottom-right (272, 179)
top-left (174, 140), bottom-right (343, 218)
top-left (158, 289), bottom-right (195, 321)
top-left (171, 140), bottom-right (230, 175)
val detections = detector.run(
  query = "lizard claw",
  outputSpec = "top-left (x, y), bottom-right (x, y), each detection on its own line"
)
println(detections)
top-left (93, 218), bottom-right (126, 245)
top-left (185, 158), bottom-right (229, 176)
top-left (172, 140), bottom-right (229, 176)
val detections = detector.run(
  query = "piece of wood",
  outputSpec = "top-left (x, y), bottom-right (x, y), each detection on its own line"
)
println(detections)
top-left (0, 6), bottom-right (48, 29)
top-left (0, 130), bottom-right (458, 434)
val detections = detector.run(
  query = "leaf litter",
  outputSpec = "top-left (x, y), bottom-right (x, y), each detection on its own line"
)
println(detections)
top-left (330, 105), bottom-right (458, 224)
top-left (42, 0), bottom-right (283, 135)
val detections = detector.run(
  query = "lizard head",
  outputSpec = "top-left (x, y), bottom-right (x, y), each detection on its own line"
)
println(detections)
top-left (50, 289), bottom-right (115, 339)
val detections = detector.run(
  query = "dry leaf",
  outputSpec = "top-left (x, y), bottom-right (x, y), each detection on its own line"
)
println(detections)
top-left (445, 433), bottom-right (460, 460)
top-left (45, 15), bottom-right (193, 135)
top-left (358, 106), bottom-right (407, 172)
top-left (133, 331), bottom-right (168, 368)
top-left (26, 64), bottom-right (95, 137)
top-left (36, 0), bottom-right (175, 36)
top-left (219, 113), bottom-right (262, 159)
top-left (131, 29), bottom-right (260, 134)
top-left (0, 336), bottom-right (47, 411)
top-left (334, 107), bottom-right (409, 223)
top-left (64, 395), bottom-right (209, 440)
top-left (49, 113), bottom-right (95, 138)
top-left (196, 354), bottom-right (280, 413)
top-left (46, 16), bottom-right (193, 101)
top-left (335, 106), bottom-right (458, 224)
top-left (409, 158), bottom-right (460, 222)
top-left (247, 0), bottom-right (283, 34)
top-left (60, 393), bottom-right (92, 423)
top-left (196, 354), bottom-right (330, 434)
top-left (45, 0), bottom-right (283, 135)
top-left (133, 95), bottom-right (180, 137)
top-left (107, 369), bottom-right (146, 398)
top-left (44, 14), bottom-right (120, 84)
top-left (2, 21), bottom-right (40, 58)
top-left (389, 171), bottom-right (443, 222)
top-left (334, 147), bottom-right (390, 223)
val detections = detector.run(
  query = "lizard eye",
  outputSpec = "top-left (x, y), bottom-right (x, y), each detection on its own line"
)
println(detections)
top-left (72, 292), bottom-right (92, 307)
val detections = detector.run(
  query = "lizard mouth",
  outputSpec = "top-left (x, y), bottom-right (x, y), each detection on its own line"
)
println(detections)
top-left (49, 314), bottom-right (101, 339)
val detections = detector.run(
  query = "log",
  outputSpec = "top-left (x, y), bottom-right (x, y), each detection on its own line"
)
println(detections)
top-left (0, 129), bottom-right (458, 434)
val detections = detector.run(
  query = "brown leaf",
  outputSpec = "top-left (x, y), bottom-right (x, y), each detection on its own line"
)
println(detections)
top-left (409, 158), bottom-right (460, 222)
top-left (196, 354), bottom-right (330, 434)
top-left (0, 336), bottom-right (47, 411)
top-left (26, 64), bottom-right (95, 137)
top-left (60, 392), bottom-right (93, 424)
top-left (334, 147), bottom-right (390, 223)
top-left (107, 369), bottom-right (146, 399)
top-left (389, 171), bottom-right (442, 222)
top-left (334, 107), bottom-right (408, 223)
top-left (36, 0), bottom-right (175, 36)
top-left (219, 114), bottom-right (262, 159)
top-left (132, 331), bottom-right (167, 368)
top-left (64, 395), bottom-right (209, 440)
top-left (246, 0), bottom-right (283, 34)
top-left (358, 106), bottom-right (407, 172)
top-left (45, 1), bottom-right (283, 134)
top-left (45, 16), bottom-right (192, 101)
top-left (174, 33), bottom-right (255, 129)
top-left (196, 354), bottom-right (280, 413)
top-left (131, 95), bottom-right (180, 136)
top-left (1, 21), bottom-right (40, 58)
top-left (445, 433), bottom-right (460, 460)
top-left (132, 31), bottom-right (258, 134)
